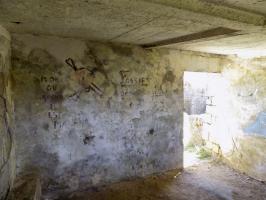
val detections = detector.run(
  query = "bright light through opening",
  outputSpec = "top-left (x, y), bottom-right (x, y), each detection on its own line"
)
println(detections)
top-left (183, 71), bottom-right (230, 168)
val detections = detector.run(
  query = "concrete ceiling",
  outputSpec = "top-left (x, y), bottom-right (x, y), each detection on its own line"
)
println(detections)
top-left (209, 0), bottom-right (266, 16)
top-left (0, 0), bottom-right (266, 57)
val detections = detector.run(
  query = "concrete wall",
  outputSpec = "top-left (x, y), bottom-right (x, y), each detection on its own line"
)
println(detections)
top-left (201, 57), bottom-right (266, 181)
top-left (221, 58), bottom-right (266, 181)
top-left (0, 26), bottom-right (15, 199)
top-left (11, 34), bottom-right (185, 196)
top-left (172, 52), bottom-right (266, 182)
top-left (11, 32), bottom-right (266, 195)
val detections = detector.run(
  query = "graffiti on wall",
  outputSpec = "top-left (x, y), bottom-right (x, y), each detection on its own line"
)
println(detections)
top-left (40, 74), bottom-right (62, 130)
top-left (119, 70), bottom-right (149, 98)
top-left (120, 70), bottom-right (149, 87)
top-left (39, 57), bottom-right (105, 130)
top-left (65, 58), bottom-right (103, 97)
top-left (152, 85), bottom-right (164, 99)
top-left (41, 75), bottom-right (62, 103)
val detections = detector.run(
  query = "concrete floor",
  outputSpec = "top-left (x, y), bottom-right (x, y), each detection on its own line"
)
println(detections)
top-left (56, 161), bottom-right (266, 200)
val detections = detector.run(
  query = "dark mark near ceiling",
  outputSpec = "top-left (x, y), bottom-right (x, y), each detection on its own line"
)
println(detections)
top-left (11, 22), bottom-right (22, 24)
top-left (142, 27), bottom-right (241, 48)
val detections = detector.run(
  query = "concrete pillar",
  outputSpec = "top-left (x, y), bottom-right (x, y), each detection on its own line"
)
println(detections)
top-left (0, 25), bottom-right (15, 199)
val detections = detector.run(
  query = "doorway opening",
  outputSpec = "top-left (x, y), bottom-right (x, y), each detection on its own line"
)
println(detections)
top-left (183, 71), bottom-right (225, 168)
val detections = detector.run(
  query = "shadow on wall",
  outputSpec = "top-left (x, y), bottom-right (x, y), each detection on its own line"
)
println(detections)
top-left (244, 112), bottom-right (266, 137)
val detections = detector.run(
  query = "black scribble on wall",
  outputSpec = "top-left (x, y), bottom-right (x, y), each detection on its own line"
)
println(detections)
top-left (0, 94), bottom-right (14, 167)
top-left (83, 135), bottom-right (95, 145)
top-left (148, 128), bottom-right (155, 135)
top-left (68, 82), bottom-right (103, 98)
top-left (65, 58), bottom-right (98, 76)
top-left (86, 48), bottom-right (109, 80)
top-left (65, 58), bottom-right (103, 97)
top-left (119, 70), bottom-right (149, 87)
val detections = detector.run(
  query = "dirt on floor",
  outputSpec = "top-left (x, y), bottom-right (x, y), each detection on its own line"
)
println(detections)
top-left (56, 162), bottom-right (266, 200)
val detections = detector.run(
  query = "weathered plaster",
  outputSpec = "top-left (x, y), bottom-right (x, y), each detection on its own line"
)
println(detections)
top-left (203, 58), bottom-right (266, 181)
top-left (11, 34), bottom-right (185, 197)
top-left (9, 31), bottom-right (266, 195)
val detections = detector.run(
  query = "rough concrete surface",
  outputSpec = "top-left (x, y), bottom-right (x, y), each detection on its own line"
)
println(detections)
top-left (8, 173), bottom-right (41, 200)
top-left (209, 0), bottom-right (266, 16)
top-left (11, 33), bottom-right (184, 197)
top-left (0, 0), bottom-right (266, 199)
top-left (198, 57), bottom-right (266, 182)
top-left (0, 0), bottom-right (266, 57)
top-left (55, 162), bottom-right (266, 200)
top-left (0, 25), bottom-right (15, 200)
top-left (1, 28), bottom-right (265, 199)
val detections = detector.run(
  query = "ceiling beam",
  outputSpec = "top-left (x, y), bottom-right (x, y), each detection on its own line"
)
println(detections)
top-left (142, 27), bottom-right (241, 48)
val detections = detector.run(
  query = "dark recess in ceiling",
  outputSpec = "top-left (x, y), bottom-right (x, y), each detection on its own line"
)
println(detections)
top-left (142, 27), bottom-right (241, 48)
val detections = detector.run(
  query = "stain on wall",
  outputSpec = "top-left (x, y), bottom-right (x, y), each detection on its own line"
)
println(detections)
top-left (11, 34), bottom-right (183, 196)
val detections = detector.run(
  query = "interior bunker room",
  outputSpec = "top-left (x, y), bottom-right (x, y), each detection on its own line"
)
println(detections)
top-left (0, 0), bottom-right (266, 200)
